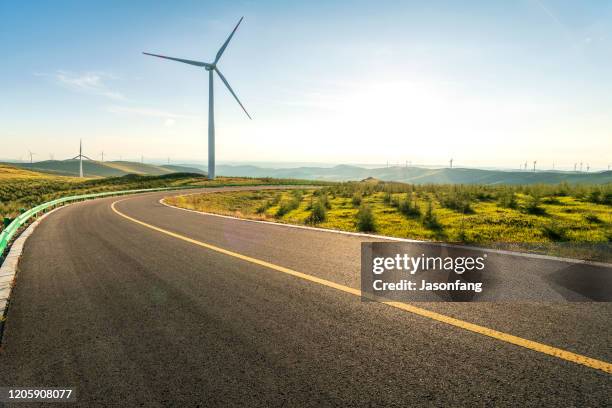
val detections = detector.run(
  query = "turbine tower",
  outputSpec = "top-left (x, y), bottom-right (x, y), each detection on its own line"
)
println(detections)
top-left (449, 158), bottom-right (453, 169)
top-left (533, 160), bottom-right (537, 172)
top-left (69, 139), bottom-right (93, 178)
top-left (143, 17), bottom-right (252, 179)
top-left (28, 150), bottom-right (35, 164)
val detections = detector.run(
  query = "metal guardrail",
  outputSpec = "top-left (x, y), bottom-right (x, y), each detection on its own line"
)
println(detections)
top-left (0, 186), bottom-right (187, 260)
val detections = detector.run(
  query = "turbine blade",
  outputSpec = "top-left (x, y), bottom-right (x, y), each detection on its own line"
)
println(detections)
top-left (143, 52), bottom-right (211, 68)
top-left (214, 17), bottom-right (244, 64)
top-left (215, 68), bottom-right (252, 119)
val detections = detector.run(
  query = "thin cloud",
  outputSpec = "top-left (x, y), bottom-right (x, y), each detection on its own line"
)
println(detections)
top-left (106, 105), bottom-right (195, 120)
top-left (36, 70), bottom-right (125, 100)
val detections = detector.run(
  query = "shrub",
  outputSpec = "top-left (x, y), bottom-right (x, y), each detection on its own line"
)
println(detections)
top-left (498, 191), bottom-right (518, 209)
top-left (276, 193), bottom-right (301, 217)
top-left (542, 222), bottom-right (569, 241)
top-left (306, 200), bottom-right (326, 224)
top-left (383, 192), bottom-right (392, 205)
top-left (422, 200), bottom-right (442, 230)
top-left (356, 205), bottom-right (376, 232)
top-left (319, 192), bottom-right (332, 209)
top-left (351, 193), bottom-right (362, 207)
top-left (524, 196), bottom-right (546, 215)
top-left (398, 197), bottom-right (421, 218)
top-left (542, 197), bottom-right (562, 205)
top-left (255, 200), bottom-right (271, 214)
top-left (584, 214), bottom-right (602, 224)
top-left (439, 191), bottom-right (474, 214)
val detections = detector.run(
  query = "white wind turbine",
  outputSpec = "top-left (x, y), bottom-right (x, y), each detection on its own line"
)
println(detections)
top-left (69, 139), bottom-right (93, 178)
top-left (143, 17), bottom-right (252, 179)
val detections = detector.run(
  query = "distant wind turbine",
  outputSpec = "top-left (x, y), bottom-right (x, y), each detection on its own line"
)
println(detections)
top-left (101, 151), bottom-right (104, 162)
top-left (143, 17), bottom-right (252, 179)
top-left (449, 158), bottom-right (453, 169)
top-left (574, 163), bottom-right (577, 172)
top-left (28, 150), bottom-right (35, 164)
top-left (68, 139), bottom-right (93, 178)
top-left (533, 160), bottom-right (537, 172)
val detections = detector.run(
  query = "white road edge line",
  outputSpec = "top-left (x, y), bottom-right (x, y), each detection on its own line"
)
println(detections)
top-left (157, 192), bottom-right (611, 268)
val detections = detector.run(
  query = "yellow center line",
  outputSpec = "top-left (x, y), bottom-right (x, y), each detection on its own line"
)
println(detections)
top-left (111, 199), bottom-right (612, 374)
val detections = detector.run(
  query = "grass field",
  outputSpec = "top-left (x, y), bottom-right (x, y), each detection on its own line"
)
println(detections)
top-left (0, 164), bottom-right (324, 232)
top-left (166, 180), bottom-right (612, 261)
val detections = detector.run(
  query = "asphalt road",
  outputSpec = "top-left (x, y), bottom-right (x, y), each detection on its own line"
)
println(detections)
top-left (0, 187), bottom-right (610, 406)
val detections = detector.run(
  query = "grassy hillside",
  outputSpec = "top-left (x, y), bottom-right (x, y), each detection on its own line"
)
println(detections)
top-left (5, 160), bottom-right (206, 178)
top-left (217, 164), bottom-right (612, 185)
top-left (166, 181), bottom-right (612, 261)
top-left (0, 164), bottom-right (325, 234)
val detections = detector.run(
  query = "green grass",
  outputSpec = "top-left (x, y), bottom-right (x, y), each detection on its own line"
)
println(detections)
top-left (166, 180), bottom-right (612, 262)
top-left (0, 164), bottom-right (327, 232)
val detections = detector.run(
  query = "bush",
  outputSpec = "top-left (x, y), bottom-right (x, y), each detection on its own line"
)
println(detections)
top-left (276, 194), bottom-right (301, 217)
top-left (306, 200), bottom-right (326, 224)
top-left (542, 222), bottom-right (569, 241)
top-left (356, 205), bottom-right (376, 232)
top-left (398, 197), bottom-right (421, 218)
top-left (319, 192), bottom-right (332, 209)
top-left (422, 200), bottom-right (442, 230)
top-left (439, 191), bottom-right (474, 214)
top-left (255, 200), bottom-right (271, 214)
top-left (383, 192), bottom-right (392, 205)
top-left (351, 193), bottom-right (362, 207)
top-left (584, 214), bottom-right (602, 224)
top-left (498, 191), bottom-right (518, 209)
top-left (524, 196), bottom-right (546, 215)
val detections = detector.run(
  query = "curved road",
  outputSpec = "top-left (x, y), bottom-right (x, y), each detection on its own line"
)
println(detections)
top-left (0, 187), bottom-right (610, 406)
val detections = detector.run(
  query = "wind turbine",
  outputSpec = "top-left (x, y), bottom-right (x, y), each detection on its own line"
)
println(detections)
top-left (28, 150), bottom-right (35, 164)
top-left (143, 17), bottom-right (252, 179)
top-left (69, 139), bottom-right (93, 178)
top-left (449, 158), bottom-right (453, 169)
top-left (533, 160), bottom-right (537, 172)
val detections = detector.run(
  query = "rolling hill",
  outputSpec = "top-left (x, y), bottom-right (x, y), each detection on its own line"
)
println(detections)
top-left (216, 164), bottom-right (612, 185)
top-left (4, 160), bottom-right (206, 178)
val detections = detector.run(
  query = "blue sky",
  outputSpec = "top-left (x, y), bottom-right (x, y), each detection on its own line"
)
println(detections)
top-left (1, 0), bottom-right (611, 169)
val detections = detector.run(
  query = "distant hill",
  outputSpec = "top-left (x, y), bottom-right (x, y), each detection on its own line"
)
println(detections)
top-left (0, 164), bottom-right (73, 180)
top-left (4, 160), bottom-right (206, 178)
top-left (217, 164), bottom-right (612, 185)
